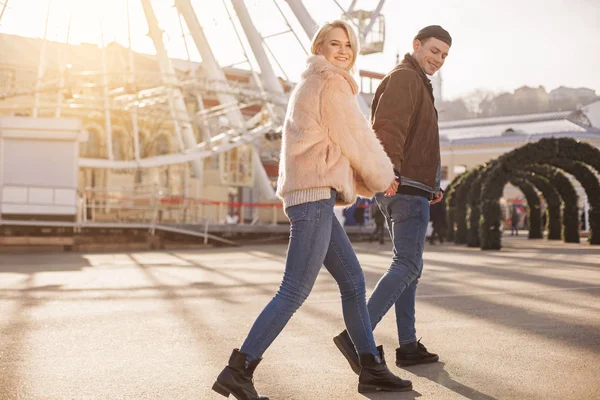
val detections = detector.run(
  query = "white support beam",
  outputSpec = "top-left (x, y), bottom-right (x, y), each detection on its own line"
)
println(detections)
top-left (362, 0), bottom-right (386, 42)
top-left (79, 123), bottom-right (274, 169)
top-left (174, 0), bottom-right (246, 130)
top-left (283, 0), bottom-right (318, 38)
top-left (230, 0), bottom-right (285, 100)
top-left (139, 0), bottom-right (203, 177)
top-left (348, 0), bottom-right (358, 13)
top-left (100, 23), bottom-right (114, 161)
top-left (284, 0), bottom-right (371, 117)
top-left (174, 0), bottom-right (276, 200)
top-left (126, 0), bottom-right (141, 162)
top-left (33, 0), bottom-right (53, 118)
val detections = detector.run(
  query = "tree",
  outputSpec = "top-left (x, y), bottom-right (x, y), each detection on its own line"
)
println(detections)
top-left (437, 98), bottom-right (472, 121)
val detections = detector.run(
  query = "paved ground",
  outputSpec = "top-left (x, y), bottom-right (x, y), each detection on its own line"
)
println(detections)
top-left (1, 235), bottom-right (599, 400)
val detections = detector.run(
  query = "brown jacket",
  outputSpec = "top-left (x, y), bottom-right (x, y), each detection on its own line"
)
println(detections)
top-left (370, 53), bottom-right (440, 191)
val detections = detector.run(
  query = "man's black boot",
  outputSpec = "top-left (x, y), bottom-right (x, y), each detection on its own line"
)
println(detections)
top-left (333, 330), bottom-right (361, 375)
top-left (396, 340), bottom-right (439, 367)
top-left (212, 349), bottom-right (269, 400)
top-left (358, 346), bottom-right (413, 393)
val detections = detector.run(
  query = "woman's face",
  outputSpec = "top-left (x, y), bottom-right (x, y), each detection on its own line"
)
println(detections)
top-left (316, 27), bottom-right (354, 70)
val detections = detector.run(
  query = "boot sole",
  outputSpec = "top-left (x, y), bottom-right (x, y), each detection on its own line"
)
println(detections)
top-left (396, 355), bottom-right (439, 367)
top-left (333, 336), bottom-right (361, 375)
top-left (212, 381), bottom-right (231, 398)
top-left (358, 383), bottom-right (413, 393)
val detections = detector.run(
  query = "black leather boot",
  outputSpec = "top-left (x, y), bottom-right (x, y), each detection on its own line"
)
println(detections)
top-left (212, 349), bottom-right (269, 400)
top-left (358, 346), bottom-right (413, 393)
top-left (396, 340), bottom-right (439, 367)
top-left (333, 330), bottom-right (361, 375)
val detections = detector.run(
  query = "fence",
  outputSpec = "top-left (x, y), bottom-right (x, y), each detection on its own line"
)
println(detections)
top-left (79, 185), bottom-right (285, 232)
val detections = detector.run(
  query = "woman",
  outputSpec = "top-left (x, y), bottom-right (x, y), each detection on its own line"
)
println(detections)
top-left (212, 20), bottom-right (412, 400)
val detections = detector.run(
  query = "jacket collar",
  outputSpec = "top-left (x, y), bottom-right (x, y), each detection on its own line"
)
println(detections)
top-left (402, 53), bottom-right (429, 82)
top-left (303, 55), bottom-right (359, 95)
top-left (402, 53), bottom-right (434, 101)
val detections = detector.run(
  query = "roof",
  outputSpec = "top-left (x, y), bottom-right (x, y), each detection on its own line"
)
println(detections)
top-left (439, 109), bottom-right (599, 144)
top-left (439, 111), bottom-right (573, 130)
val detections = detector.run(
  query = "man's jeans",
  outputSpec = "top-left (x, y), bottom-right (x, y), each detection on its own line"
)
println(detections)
top-left (368, 193), bottom-right (430, 345)
top-left (240, 191), bottom-right (378, 361)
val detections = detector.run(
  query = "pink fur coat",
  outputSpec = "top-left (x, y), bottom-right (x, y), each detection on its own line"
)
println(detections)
top-left (276, 55), bottom-right (394, 206)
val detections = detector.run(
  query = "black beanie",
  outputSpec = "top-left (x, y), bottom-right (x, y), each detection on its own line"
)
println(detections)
top-left (414, 25), bottom-right (452, 47)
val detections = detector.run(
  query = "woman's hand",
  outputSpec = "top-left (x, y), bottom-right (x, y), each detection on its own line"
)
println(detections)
top-left (384, 178), bottom-right (399, 197)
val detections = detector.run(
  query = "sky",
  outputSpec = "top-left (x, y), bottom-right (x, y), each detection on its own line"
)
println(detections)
top-left (0, 0), bottom-right (599, 100)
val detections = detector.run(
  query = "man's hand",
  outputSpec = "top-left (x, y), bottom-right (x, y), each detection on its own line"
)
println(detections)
top-left (429, 190), bottom-right (444, 205)
top-left (384, 178), bottom-right (399, 197)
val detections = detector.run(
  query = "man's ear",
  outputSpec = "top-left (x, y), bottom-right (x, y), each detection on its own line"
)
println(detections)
top-left (412, 39), bottom-right (421, 53)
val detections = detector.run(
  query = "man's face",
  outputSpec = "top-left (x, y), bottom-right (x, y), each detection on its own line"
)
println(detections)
top-left (412, 37), bottom-right (450, 76)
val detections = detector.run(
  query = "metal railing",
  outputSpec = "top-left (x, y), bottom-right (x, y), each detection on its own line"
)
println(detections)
top-left (79, 184), bottom-right (284, 234)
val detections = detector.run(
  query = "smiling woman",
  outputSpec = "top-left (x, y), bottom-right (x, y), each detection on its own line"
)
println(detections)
top-left (311, 20), bottom-right (357, 71)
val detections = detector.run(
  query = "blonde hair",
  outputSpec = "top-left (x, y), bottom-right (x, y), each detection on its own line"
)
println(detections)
top-left (310, 20), bottom-right (360, 71)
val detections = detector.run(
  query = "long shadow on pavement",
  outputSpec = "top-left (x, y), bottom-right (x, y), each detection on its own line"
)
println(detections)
top-left (415, 274), bottom-right (600, 354)
top-left (404, 362), bottom-right (497, 400)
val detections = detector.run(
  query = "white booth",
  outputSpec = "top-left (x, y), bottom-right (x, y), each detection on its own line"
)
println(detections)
top-left (0, 116), bottom-right (86, 222)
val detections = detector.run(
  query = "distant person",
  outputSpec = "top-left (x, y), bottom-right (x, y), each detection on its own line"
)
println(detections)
top-left (429, 200), bottom-right (447, 245)
top-left (542, 211), bottom-right (547, 233)
top-left (511, 205), bottom-right (519, 236)
top-left (334, 25), bottom-right (451, 374)
top-left (353, 198), bottom-right (367, 226)
top-left (369, 201), bottom-right (386, 244)
top-left (213, 20), bottom-right (411, 400)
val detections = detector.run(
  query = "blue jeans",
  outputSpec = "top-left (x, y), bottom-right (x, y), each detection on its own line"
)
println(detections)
top-left (367, 193), bottom-right (430, 345)
top-left (240, 191), bottom-right (378, 361)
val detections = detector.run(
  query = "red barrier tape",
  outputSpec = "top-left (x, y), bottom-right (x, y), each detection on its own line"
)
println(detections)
top-left (86, 192), bottom-right (283, 208)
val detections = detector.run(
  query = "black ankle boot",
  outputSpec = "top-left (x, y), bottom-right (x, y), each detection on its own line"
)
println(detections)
top-left (358, 346), bottom-right (413, 393)
top-left (333, 330), bottom-right (361, 375)
top-left (212, 349), bottom-right (269, 400)
top-left (396, 340), bottom-right (439, 367)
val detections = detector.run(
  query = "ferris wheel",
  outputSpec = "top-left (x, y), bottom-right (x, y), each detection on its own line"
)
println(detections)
top-left (0, 0), bottom-right (387, 198)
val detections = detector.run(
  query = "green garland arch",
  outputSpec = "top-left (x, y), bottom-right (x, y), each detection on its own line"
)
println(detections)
top-left (514, 171), bottom-right (563, 240)
top-left (466, 162), bottom-right (497, 247)
top-left (510, 178), bottom-right (543, 239)
top-left (523, 165), bottom-right (579, 243)
top-left (480, 138), bottom-right (600, 250)
top-left (444, 173), bottom-right (464, 242)
top-left (453, 167), bottom-right (483, 244)
top-left (551, 160), bottom-right (600, 244)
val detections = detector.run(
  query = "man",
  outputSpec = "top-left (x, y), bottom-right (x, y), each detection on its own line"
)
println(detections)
top-left (334, 25), bottom-right (451, 373)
